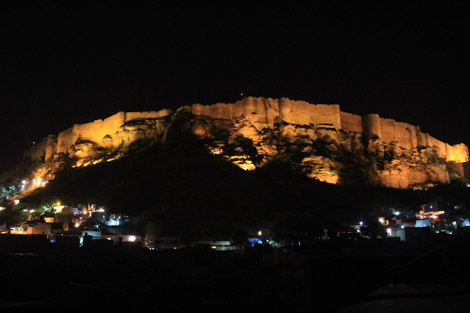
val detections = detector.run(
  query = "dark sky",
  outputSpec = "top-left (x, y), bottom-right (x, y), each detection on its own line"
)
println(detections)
top-left (1, 2), bottom-right (469, 172)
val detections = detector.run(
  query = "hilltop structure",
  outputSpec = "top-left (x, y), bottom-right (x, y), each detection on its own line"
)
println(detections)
top-left (17, 97), bottom-right (470, 189)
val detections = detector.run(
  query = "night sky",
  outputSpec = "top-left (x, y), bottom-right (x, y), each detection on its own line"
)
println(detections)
top-left (1, 2), bottom-right (469, 173)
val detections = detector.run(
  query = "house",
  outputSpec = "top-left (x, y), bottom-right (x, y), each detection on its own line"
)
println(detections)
top-left (10, 221), bottom-right (52, 237)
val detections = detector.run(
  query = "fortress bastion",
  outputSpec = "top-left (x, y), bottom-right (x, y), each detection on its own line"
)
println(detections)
top-left (24, 97), bottom-right (469, 188)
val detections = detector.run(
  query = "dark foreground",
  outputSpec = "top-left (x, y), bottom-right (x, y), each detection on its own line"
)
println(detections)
top-left (2, 237), bottom-right (470, 313)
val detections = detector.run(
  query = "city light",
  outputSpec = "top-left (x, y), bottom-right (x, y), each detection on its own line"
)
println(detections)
top-left (209, 148), bottom-right (223, 155)
top-left (416, 211), bottom-right (445, 220)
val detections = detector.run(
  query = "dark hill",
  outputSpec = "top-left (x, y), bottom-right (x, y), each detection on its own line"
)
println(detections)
top-left (18, 136), bottom-right (458, 240)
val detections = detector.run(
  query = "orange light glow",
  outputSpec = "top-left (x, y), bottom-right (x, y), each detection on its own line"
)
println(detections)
top-left (210, 148), bottom-right (223, 155)
top-left (416, 211), bottom-right (445, 220)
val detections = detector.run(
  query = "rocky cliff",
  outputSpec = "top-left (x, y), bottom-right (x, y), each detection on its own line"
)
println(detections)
top-left (14, 97), bottom-right (470, 189)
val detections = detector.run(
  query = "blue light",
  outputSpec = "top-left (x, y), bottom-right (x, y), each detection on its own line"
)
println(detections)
top-left (415, 219), bottom-right (431, 228)
top-left (248, 238), bottom-right (263, 246)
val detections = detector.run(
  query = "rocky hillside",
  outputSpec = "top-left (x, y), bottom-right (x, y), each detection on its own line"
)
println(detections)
top-left (2, 97), bottom-right (469, 192)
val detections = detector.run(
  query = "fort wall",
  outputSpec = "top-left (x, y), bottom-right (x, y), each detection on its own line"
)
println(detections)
top-left (362, 114), bottom-right (382, 139)
top-left (426, 135), bottom-right (447, 158)
top-left (192, 97), bottom-right (341, 130)
top-left (45, 135), bottom-right (57, 161)
top-left (192, 102), bottom-right (234, 120)
top-left (340, 112), bottom-right (363, 133)
top-left (56, 126), bottom-right (78, 155)
top-left (124, 109), bottom-right (173, 122)
top-left (394, 122), bottom-right (416, 150)
top-left (33, 97), bottom-right (469, 167)
top-left (185, 97), bottom-right (469, 164)
top-left (380, 118), bottom-right (397, 144)
top-left (249, 97), bottom-right (279, 127)
top-left (416, 127), bottom-right (428, 148)
top-left (75, 112), bottom-right (126, 145)
top-left (453, 143), bottom-right (469, 163)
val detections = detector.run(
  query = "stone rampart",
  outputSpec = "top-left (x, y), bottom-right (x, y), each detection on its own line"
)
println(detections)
top-left (192, 102), bottom-right (235, 121)
top-left (75, 112), bottom-right (126, 145)
top-left (124, 109), bottom-right (173, 122)
top-left (452, 143), bottom-right (469, 163)
top-left (337, 109), bottom-right (467, 163)
top-left (189, 97), bottom-right (469, 164)
top-left (379, 118), bottom-right (397, 144)
top-left (362, 114), bottom-right (382, 139)
top-left (398, 122), bottom-right (418, 150)
top-left (340, 112), bottom-right (363, 133)
top-left (192, 97), bottom-right (341, 130)
top-left (426, 135), bottom-right (447, 159)
top-left (45, 135), bottom-right (57, 161)
top-left (30, 97), bottom-right (469, 168)
top-left (56, 126), bottom-right (78, 155)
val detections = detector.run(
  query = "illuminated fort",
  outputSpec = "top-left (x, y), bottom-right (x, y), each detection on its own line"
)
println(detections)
top-left (24, 97), bottom-right (469, 189)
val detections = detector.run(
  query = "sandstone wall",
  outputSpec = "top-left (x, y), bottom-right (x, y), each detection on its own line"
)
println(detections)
top-left (192, 102), bottom-right (235, 120)
top-left (362, 114), bottom-right (382, 139)
top-left (340, 112), bottom-right (363, 133)
top-left (378, 166), bottom-right (451, 189)
top-left (279, 98), bottom-right (341, 128)
top-left (56, 126), bottom-right (78, 155)
top-left (75, 112), bottom-right (126, 145)
top-left (192, 97), bottom-right (281, 130)
top-left (380, 118), bottom-right (397, 144)
top-left (45, 135), bottom-right (57, 161)
top-left (446, 143), bottom-right (455, 162)
top-left (35, 97), bottom-right (469, 179)
top-left (246, 97), bottom-right (279, 128)
top-left (426, 135), bottom-right (447, 158)
top-left (452, 143), bottom-right (469, 163)
top-left (338, 109), bottom-right (468, 163)
top-left (190, 97), bottom-right (469, 164)
top-left (416, 127), bottom-right (428, 148)
top-left (394, 122), bottom-right (417, 150)
top-left (192, 97), bottom-right (341, 130)
top-left (124, 109), bottom-right (173, 122)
